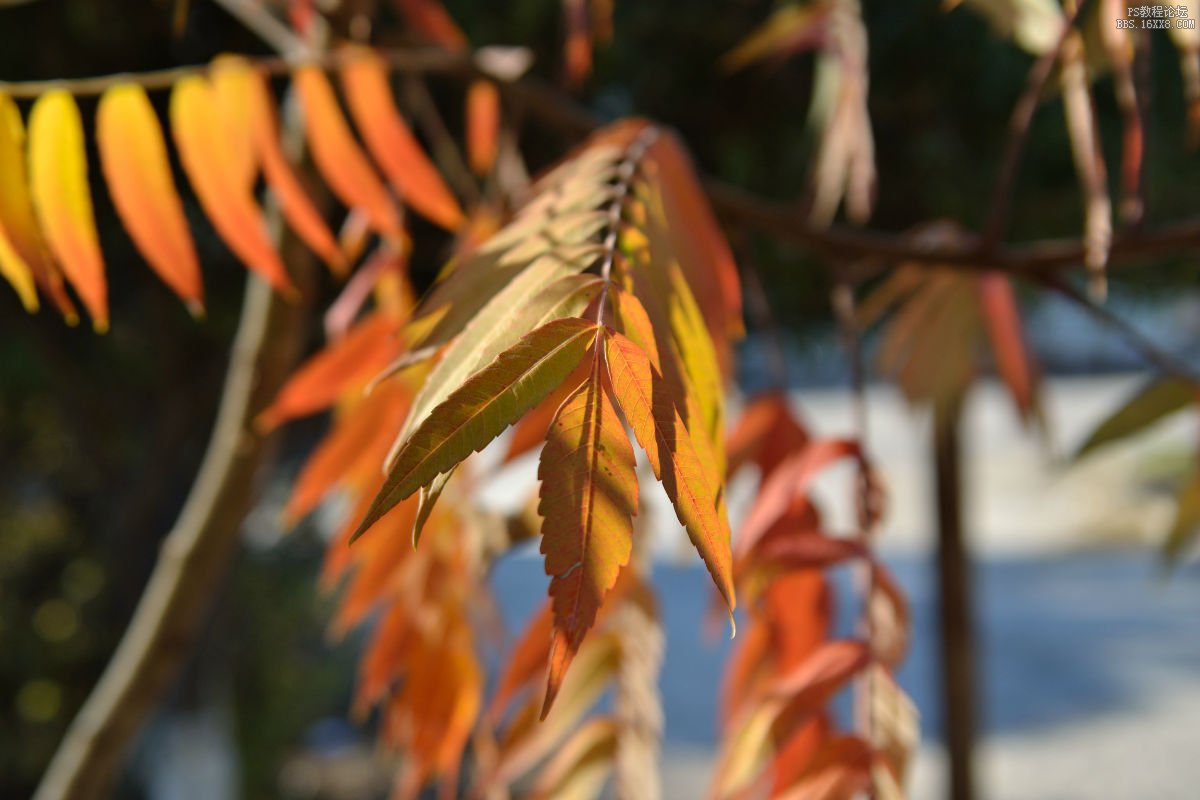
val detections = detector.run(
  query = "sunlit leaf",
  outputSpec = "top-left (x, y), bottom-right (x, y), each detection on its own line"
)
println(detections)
top-left (466, 79), bottom-right (500, 175)
top-left (357, 318), bottom-right (599, 540)
top-left (214, 57), bottom-right (346, 274)
top-left (28, 90), bottom-right (108, 330)
top-left (293, 64), bottom-right (403, 240)
top-left (97, 84), bottom-right (203, 313)
top-left (258, 312), bottom-right (404, 429)
top-left (170, 75), bottom-right (294, 293)
top-left (538, 353), bottom-right (638, 717)
top-left (1075, 377), bottom-right (1196, 459)
top-left (603, 329), bottom-right (736, 619)
top-left (340, 48), bottom-right (465, 231)
top-left (529, 716), bottom-right (618, 800)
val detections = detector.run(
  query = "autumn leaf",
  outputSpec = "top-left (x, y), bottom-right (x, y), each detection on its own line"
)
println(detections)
top-left (0, 94), bottom-right (41, 312)
top-left (214, 57), bottom-right (345, 274)
top-left (356, 318), bottom-right (599, 540)
top-left (492, 631), bottom-right (621, 786)
top-left (391, 0), bottom-right (468, 50)
top-left (293, 65), bottom-right (403, 241)
top-left (397, 255), bottom-right (601, 451)
top-left (529, 716), bottom-right (618, 800)
top-left (978, 272), bottom-right (1040, 423)
top-left (340, 48), bottom-right (465, 231)
top-left (466, 79), bottom-right (500, 175)
top-left (28, 90), bottom-right (108, 331)
top-left (603, 329), bottom-right (736, 619)
top-left (170, 75), bottom-right (294, 294)
top-left (258, 313), bottom-right (405, 430)
top-left (97, 84), bottom-right (203, 314)
top-left (538, 354), bottom-right (638, 717)
top-left (720, 3), bottom-right (829, 72)
top-left (1074, 377), bottom-right (1197, 459)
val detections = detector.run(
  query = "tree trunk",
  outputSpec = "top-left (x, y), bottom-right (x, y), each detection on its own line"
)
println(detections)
top-left (933, 397), bottom-right (977, 800)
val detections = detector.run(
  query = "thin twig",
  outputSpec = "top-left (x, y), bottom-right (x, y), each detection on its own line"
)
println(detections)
top-left (401, 75), bottom-right (482, 205)
top-left (1040, 273), bottom-right (1200, 383)
top-left (33, 238), bottom-right (316, 800)
top-left (210, 0), bottom-right (314, 58)
top-left (3, 28), bottom-right (1200, 280)
top-left (35, 4), bottom-right (321, 796)
top-left (0, 45), bottom-right (470, 98)
top-left (981, 0), bottom-right (1090, 251)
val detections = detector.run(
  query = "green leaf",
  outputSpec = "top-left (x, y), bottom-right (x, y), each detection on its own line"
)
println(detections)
top-left (1165, 470), bottom-right (1200, 566)
top-left (397, 262), bottom-right (601, 450)
top-left (1075, 378), bottom-right (1196, 460)
top-left (354, 318), bottom-right (599, 540)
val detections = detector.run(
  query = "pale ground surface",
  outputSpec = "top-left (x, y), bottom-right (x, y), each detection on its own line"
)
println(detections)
top-left (644, 374), bottom-right (1200, 800)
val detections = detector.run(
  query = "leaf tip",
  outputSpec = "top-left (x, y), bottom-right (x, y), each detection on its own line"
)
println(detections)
top-left (92, 317), bottom-right (110, 335)
top-left (186, 298), bottom-right (206, 320)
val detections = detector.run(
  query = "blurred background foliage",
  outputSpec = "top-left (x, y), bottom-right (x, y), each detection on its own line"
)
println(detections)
top-left (2, 0), bottom-right (1199, 796)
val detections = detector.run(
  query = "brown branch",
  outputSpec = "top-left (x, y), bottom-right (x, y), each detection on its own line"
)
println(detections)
top-left (35, 4), bottom-right (321, 797)
top-left (400, 75), bottom-right (482, 205)
top-left (34, 241), bottom-right (315, 800)
top-left (981, 1), bottom-right (1088, 250)
top-left (1039, 273), bottom-right (1200, 383)
top-left (0, 46), bottom-right (471, 99)
top-left (211, 0), bottom-right (314, 58)
top-left (5, 36), bottom-right (1200, 278)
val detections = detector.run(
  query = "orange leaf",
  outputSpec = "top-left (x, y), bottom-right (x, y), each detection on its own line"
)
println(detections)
top-left (340, 49), bottom-right (465, 231)
top-left (538, 353), bottom-right (637, 717)
top-left (489, 601), bottom-right (554, 722)
top-left (503, 358), bottom-right (591, 463)
top-left (978, 271), bottom-right (1040, 423)
top-left (465, 79), bottom-right (499, 176)
top-left (737, 439), bottom-right (861, 559)
top-left (215, 57), bottom-right (345, 274)
top-left (648, 131), bottom-right (744, 343)
top-left (726, 392), bottom-right (810, 477)
top-left (258, 312), bottom-right (404, 429)
top-left (775, 735), bottom-right (873, 800)
top-left (27, 90), bottom-right (108, 331)
top-left (603, 329), bottom-right (736, 619)
top-left (769, 640), bottom-right (870, 705)
top-left (563, 0), bottom-right (593, 87)
top-left (391, 0), bottom-right (467, 50)
top-left (285, 380), bottom-right (412, 522)
top-left (170, 75), bottom-right (294, 293)
top-left (293, 65), bottom-right (404, 241)
top-left (355, 604), bottom-right (413, 711)
top-left (97, 84), bottom-right (203, 314)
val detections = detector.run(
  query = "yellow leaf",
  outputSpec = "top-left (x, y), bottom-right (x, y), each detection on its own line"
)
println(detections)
top-left (0, 92), bottom-right (49, 314)
top-left (28, 90), bottom-right (108, 331)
